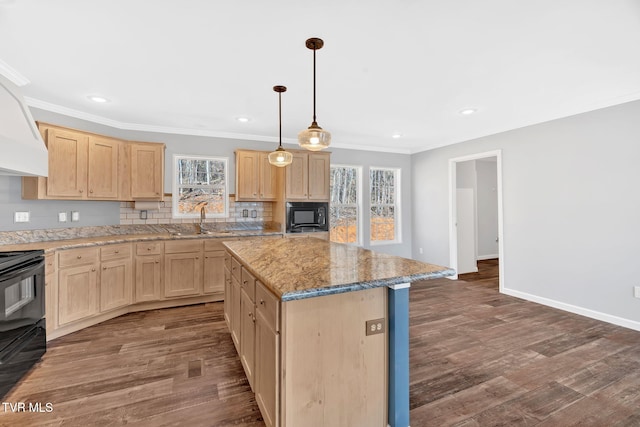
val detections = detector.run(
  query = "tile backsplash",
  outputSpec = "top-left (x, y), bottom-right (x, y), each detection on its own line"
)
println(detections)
top-left (120, 195), bottom-right (273, 225)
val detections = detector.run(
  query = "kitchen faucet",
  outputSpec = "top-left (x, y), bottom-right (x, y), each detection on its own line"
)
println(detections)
top-left (194, 201), bottom-right (209, 234)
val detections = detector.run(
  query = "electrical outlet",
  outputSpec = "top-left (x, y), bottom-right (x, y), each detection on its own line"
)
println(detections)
top-left (242, 209), bottom-right (248, 217)
top-left (140, 210), bottom-right (148, 220)
top-left (14, 211), bottom-right (30, 223)
top-left (634, 286), bottom-right (640, 299)
top-left (365, 318), bottom-right (385, 336)
top-left (58, 212), bottom-right (67, 222)
top-left (71, 211), bottom-right (80, 222)
top-left (419, 248), bottom-right (423, 254)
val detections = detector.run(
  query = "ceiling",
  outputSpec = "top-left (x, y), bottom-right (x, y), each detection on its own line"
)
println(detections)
top-left (1, 0), bottom-right (640, 154)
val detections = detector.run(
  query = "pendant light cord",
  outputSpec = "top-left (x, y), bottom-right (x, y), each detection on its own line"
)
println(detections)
top-left (279, 91), bottom-right (283, 148)
top-left (312, 47), bottom-right (317, 123)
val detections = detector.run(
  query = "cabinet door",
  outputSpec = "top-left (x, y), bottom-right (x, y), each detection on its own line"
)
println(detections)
top-left (164, 252), bottom-right (203, 298)
top-left (204, 250), bottom-right (225, 294)
top-left (236, 150), bottom-right (260, 200)
top-left (224, 266), bottom-right (231, 327)
top-left (130, 143), bottom-right (164, 199)
top-left (100, 258), bottom-right (133, 312)
top-left (255, 309), bottom-right (280, 427)
top-left (308, 152), bottom-right (330, 201)
top-left (259, 153), bottom-right (278, 200)
top-left (134, 255), bottom-right (162, 302)
top-left (46, 128), bottom-right (88, 198)
top-left (230, 275), bottom-right (241, 352)
top-left (44, 254), bottom-right (58, 333)
top-left (285, 152), bottom-right (308, 200)
top-left (240, 288), bottom-right (256, 389)
top-left (58, 264), bottom-right (98, 325)
top-left (88, 136), bottom-right (119, 199)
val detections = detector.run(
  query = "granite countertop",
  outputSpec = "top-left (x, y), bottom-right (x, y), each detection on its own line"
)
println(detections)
top-left (0, 223), bottom-right (282, 252)
top-left (223, 238), bottom-right (455, 301)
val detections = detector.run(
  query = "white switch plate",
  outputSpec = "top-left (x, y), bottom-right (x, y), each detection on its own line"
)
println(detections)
top-left (14, 211), bottom-right (30, 223)
top-left (71, 211), bottom-right (80, 222)
top-left (634, 286), bottom-right (640, 299)
top-left (58, 212), bottom-right (67, 222)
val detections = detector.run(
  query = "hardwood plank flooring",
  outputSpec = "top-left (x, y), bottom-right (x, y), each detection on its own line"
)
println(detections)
top-left (2, 268), bottom-right (639, 426)
top-left (458, 258), bottom-right (499, 289)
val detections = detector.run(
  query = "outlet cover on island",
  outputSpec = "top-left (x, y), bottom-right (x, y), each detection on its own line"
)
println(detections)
top-left (71, 211), bottom-right (80, 222)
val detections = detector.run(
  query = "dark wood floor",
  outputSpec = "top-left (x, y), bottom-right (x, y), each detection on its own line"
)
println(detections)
top-left (2, 263), bottom-right (640, 426)
top-left (458, 258), bottom-right (500, 289)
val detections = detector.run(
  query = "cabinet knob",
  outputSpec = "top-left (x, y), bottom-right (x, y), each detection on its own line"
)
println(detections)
top-left (79, 189), bottom-right (84, 193)
top-left (147, 248), bottom-right (151, 251)
top-left (103, 267), bottom-right (107, 270)
top-left (77, 255), bottom-right (82, 259)
top-left (155, 192), bottom-right (160, 196)
top-left (115, 250), bottom-right (119, 254)
top-left (155, 261), bottom-right (159, 264)
top-left (91, 268), bottom-right (96, 272)
top-left (243, 280), bottom-right (248, 285)
top-left (90, 189), bottom-right (94, 193)
top-left (196, 256), bottom-right (199, 259)
top-left (259, 299), bottom-right (265, 305)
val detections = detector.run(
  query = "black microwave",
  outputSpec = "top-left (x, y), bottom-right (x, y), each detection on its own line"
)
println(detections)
top-left (286, 202), bottom-right (329, 233)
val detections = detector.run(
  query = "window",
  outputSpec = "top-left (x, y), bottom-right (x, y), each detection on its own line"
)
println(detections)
top-left (172, 155), bottom-right (229, 218)
top-left (369, 167), bottom-right (401, 243)
top-left (329, 165), bottom-right (362, 245)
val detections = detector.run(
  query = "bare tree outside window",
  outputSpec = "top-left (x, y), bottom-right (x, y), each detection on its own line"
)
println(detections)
top-left (370, 167), bottom-right (400, 242)
top-left (172, 155), bottom-right (228, 218)
top-left (330, 165), bottom-right (361, 244)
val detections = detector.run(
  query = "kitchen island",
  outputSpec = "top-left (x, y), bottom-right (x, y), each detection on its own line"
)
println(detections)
top-left (223, 238), bottom-right (454, 427)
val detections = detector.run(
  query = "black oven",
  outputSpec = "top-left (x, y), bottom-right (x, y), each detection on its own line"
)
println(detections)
top-left (286, 202), bottom-right (329, 233)
top-left (0, 250), bottom-right (46, 398)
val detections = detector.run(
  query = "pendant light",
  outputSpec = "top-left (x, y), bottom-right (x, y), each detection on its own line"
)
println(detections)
top-left (268, 85), bottom-right (293, 167)
top-left (298, 37), bottom-right (331, 151)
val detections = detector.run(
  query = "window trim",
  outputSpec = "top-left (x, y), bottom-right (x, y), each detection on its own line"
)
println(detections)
top-left (172, 154), bottom-right (229, 219)
top-left (329, 164), bottom-right (363, 246)
top-left (369, 166), bottom-right (402, 245)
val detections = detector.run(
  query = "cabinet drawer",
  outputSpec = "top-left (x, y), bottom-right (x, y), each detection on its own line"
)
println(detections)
top-left (58, 247), bottom-right (99, 268)
top-left (101, 243), bottom-right (132, 261)
top-left (256, 281), bottom-right (279, 332)
top-left (165, 240), bottom-right (203, 254)
top-left (241, 267), bottom-right (256, 302)
top-left (136, 242), bottom-right (163, 255)
top-left (231, 257), bottom-right (241, 282)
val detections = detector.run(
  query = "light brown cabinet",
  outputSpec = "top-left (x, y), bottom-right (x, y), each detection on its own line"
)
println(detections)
top-left (99, 243), bottom-right (133, 312)
top-left (44, 253), bottom-right (58, 335)
top-left (164, 240), bottom-right (203, 298)
top-left (57, 248), bottom-right (100, 326)
top-left (223, 253), bottom-right (232, 326)
top-left (285, 151), bottom-right (330, 201)
top-left (240, 267), bottom-right (257, 388)
top-left (230, 257), bottom-right (242, 351)
top-left (130, 142), bottom-right (164, 199)
top-left (236, 150), bottom-right (280, 201)
top-left (22, 123), bottom-right (165, 201)
top-left (134, 242), bottom-right (163, 303)
top-left (204, 250), bottom-right (226, 294)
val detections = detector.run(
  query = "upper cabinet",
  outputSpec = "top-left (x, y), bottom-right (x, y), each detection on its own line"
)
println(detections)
top-left (22, 123), bottom-right (165, 201)
top-left (235, 150), bottom-right (280, 201)
top-left (129, 143), bottom-right (164, 199)
top-left (285, 151), bottom-right (330, 201)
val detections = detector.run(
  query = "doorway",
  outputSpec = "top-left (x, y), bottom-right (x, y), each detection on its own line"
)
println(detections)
top-left (448, 150), bottom-right (504, 292)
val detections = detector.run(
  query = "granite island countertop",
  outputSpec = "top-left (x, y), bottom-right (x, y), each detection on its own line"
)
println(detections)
top-left (223, 238), bottom-right (455, 301)
top-left (0, 223), bottom-right (282, 252)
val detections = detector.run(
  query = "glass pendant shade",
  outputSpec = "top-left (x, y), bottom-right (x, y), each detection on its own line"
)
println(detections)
top-left (298, 122), bottom-right (331, 151)
top-left (268, 85), bottom-right (293, 167)
top-left (268, 146), bottom-right (293, 167)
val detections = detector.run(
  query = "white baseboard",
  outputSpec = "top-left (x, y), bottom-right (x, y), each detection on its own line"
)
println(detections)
top-left (477, 254), bottom-right (499, 260)
top-left (502, 288), bottom-right (640, 332)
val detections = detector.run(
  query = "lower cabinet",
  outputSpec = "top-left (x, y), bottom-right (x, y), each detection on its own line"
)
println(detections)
top-left (204, 250), bottom-right (225, 294)
top-left (100, 243), bottom-right (133, 312)
top-left (164, 241), bottom-right (204, 298)
top-left (223, 253), bottom-right (232, 326)
top-left (134, 242), bottom-right (163, 302)
top-left (240, 267), bottom-right (257, 388)
top-left (57, 248), bottom-right (100, 326)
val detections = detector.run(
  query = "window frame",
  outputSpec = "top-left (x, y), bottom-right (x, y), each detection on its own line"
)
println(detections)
top-left (171, 154), bottom-right (229, 219)
top-left (369, 166), bottom-right (402, 245)
top-left (329, 164), bottom-right (363, 246)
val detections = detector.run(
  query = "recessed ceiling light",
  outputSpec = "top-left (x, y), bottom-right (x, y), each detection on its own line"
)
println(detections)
top-left (459, 108), bottom-right (477, 115)
top-left (236, 116), bottom-right (251, 123)
top-left (392, 133), bottom-right (403, 139)
top-left (88, 95), bottom-right (109, 103)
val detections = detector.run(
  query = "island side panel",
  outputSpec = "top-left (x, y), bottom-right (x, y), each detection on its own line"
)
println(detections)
top-left (280, 287), bottom-right (388, 427)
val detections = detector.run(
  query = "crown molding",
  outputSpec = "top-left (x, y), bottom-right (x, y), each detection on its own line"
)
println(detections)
top-left (24, 96), bottom-right (412, 154)
top-left (0, 59), bottom-right (30, 86)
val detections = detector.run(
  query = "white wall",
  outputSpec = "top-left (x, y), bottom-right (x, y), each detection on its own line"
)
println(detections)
top-left (412, 100), bottom-right (640, 329)
top-left (476, 159), bottom-right (499, 259)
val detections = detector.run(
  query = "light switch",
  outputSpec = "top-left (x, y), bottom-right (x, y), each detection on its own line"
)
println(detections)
top-left (58, 212), bottom-right (67, 222)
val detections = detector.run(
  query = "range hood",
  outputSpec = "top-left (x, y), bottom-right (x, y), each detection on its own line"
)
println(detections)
top-left (0, 74), bottom-right (48, 176)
